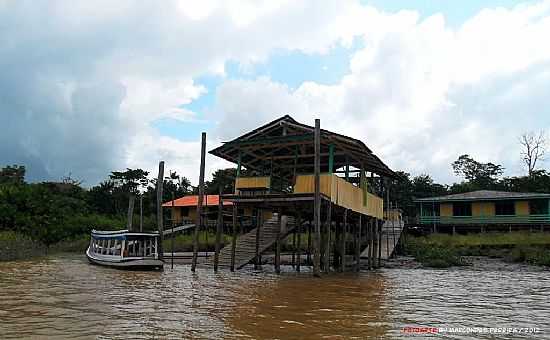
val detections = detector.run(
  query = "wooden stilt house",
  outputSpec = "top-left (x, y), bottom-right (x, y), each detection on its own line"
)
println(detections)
top-left (208, 115), bottom-right (399, 273)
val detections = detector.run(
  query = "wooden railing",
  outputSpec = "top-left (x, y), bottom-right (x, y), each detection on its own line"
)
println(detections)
top-left (419, 214), bottom-right (550, 225)
top-left (294, 174), bottom-right (384, 218)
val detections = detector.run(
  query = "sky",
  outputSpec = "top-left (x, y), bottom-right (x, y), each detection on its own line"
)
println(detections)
top-left (1, 0), bottom-right (550, 186)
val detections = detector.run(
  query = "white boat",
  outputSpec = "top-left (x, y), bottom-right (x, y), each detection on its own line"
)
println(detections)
top-left (86, 229), bottom-right (164, 270)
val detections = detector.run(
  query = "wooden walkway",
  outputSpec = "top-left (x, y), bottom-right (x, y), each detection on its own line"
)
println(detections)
top-left (360, 219), bottom-right (404, 260)
top-left (216, 213), bottom-right (296, 269)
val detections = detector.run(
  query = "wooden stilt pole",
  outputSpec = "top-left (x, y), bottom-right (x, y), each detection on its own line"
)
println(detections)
top-left (313, 118), bottom-right (321, 277)
top-left (139, 194), bottom-right (143, 232)
top-left (127, 194), bottom-right (135, 231)
top-left (340, 209), bottom-right (347, 272)
top-left (292, 229), bottom-right (296, 268)
top-left (192, 133), bottom-right (206, 272)
top-left (368, 218), bottom-right (373, 270)
top-left (307, 222), bottom-right (312, 265)
top-left (156, 161), bottom-right (165, 262)
top-left (171, 192), bottom-right (175, 270)
top-left (230, 204), bottom-right (237, 271)
top-left (355, 215), bottom-right (362, 272)
top-left (324, 202), bottom-right (332, 273)
top-left (255, 209), bottom-right (262, 270)
top-left (275, 210), bottom-right (282, 274)
top-left (296, 212), bottom-right (302, 272)
top-left (377, 219), bottom-right (382, 267)
top-left (214, 187), bottom-right (223, 273)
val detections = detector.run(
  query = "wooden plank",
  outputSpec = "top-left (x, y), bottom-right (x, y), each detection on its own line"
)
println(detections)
top-left (192, 133), bottom-right (206, 272)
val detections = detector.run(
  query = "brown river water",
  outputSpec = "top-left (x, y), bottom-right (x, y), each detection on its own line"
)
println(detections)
top-left (0, 254), bottom-right (549, 339)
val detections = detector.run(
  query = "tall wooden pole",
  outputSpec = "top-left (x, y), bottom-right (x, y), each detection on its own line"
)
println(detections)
top-left (313, 118), bottom-right (321, 277)
top-left (156, 161), bottom-right (165, 261)
top-left (127, 194), bottom-right (135, 231)
top-left (192, 132), bottom-right (206, 272)
top-left (171, 192), bottom-right (175, 270)
top-left (214, 186), bottom-right (223, 272)
top-left (340, 209), bottom-right (347, 272)
top-left (296, 212), bottom-right (302, 272)
top-left (324, 202), bottom-right (332, 273)
top-left (139, 194), bottom-right (143, 232)
top-left (275, 210), bottom-right (282, 274)
top-left (230, 205), bottom-right (237, 272)
top-left (355, 215), bottom-right (362, 272)
top-left (255, 209), bottom-right (262, 270)
top-left (377, 219), bottom-right (382, 267)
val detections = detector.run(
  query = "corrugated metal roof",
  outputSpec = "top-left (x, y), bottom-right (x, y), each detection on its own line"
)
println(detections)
top-left (415, 190), bottom-right (550, 202)
top-left (162, 195), bottom-right (233, 207)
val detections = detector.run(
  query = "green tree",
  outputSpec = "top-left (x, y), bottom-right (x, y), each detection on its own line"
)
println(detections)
top-left (0, 165), bottom-right (26, 185)
top-left (451, 154), bottom-right (504, 189)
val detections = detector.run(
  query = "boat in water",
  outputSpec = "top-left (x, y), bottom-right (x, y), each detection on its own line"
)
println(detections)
top-left (86, 229), bottom-right (164, 270)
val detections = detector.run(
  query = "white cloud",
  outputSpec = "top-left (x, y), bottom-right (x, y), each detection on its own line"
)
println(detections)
top-left (213, 1), bottom-right (550, 183)
top-left (2, 0), bottom-right (550, 185)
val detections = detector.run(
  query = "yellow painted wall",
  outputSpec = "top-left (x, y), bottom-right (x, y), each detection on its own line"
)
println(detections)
top-left (294, 173), bottom-right (384, 219)
top-left (440, 203), bottom-right (453, 217)
top-left (235, 176), bottom-right (271, 192)
top-left (472, 202), bottom-right (495, 216)
top-left (515, 201), bottom-right (529, 215)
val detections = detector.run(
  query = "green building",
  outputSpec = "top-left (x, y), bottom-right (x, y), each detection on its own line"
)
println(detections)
top-left (415, 190), bottom-right (550, 232)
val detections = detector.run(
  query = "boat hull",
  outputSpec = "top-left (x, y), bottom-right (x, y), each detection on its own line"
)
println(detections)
top-left (86, 248), bottom-right (163, 271)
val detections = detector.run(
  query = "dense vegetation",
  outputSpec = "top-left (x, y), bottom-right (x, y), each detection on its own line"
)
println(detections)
top-left (1, 134), bottom-right (549, 260)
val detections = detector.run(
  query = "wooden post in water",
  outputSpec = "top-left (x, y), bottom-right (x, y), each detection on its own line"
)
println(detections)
top-left (156, 161), bottom-right (165, 261)
top-left (192, 133), bottom-right (206, 272)
top-left (367, 218), bottom-right (373, 270)
top-left (127, 194), bottom-right (135, 231)
top-left (139, 194), bottom-right (143, 232)
top-left (296, 212), bottom-right (302, 272)
top-left (340, 209), bottom-right (347, 272)
top-left (355, 215), bottom-right (362, 272)
top-left (255, 209), bottom-right (262, 270)
top-left (292, 229), bottom-right (296, 268)
top-left (313, 118), bottom-right (321, 277)
top-left (307, 222), bottom-right (312, 265)
top-left (214, 187), bottom-right (223, 273)
top-left (324, 202), bottom-right (332, 273)
top-left (275, 210), bottom-right (282, 274)
top-left (377, 219), bottom-right (382, 267)
top-left (230, 205), bottom-right (238, 272)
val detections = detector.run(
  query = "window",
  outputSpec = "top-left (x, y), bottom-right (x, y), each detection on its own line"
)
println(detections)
top-left (420, 203), bottom-right (440, 216)
top-left (181, 207), bottom-right (190, 216)
top-left (529, 199), bottom-right (549, 215)
top-left (453, 202), bottom-right (472, 216)
top-left (495, 201), bottom-right (515, 215)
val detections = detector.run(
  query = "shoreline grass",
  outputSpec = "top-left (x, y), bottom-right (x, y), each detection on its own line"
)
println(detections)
top-left (405, 232), bottom-right (550, 268)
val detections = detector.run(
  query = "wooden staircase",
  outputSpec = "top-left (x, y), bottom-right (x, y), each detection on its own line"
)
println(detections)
top-left (216, 213), bottom-right (296, 269)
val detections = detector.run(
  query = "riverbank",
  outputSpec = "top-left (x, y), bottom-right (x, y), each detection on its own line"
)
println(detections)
top-left (404, 232), bottom-right (550, 268)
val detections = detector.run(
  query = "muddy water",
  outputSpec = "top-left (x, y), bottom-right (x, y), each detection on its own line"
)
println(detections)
top-left (0, 254), bottom-right (549, 339)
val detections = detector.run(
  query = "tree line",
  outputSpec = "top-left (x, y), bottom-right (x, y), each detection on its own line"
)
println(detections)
top-left (0, 130), bottom-right (547, 246)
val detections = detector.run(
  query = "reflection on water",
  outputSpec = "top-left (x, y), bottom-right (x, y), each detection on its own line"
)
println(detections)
top-left (0, 254), bottom-right (548, 339)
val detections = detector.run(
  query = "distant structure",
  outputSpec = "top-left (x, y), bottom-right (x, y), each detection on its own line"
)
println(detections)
top-left (415, 190), bottom-right (550, 233)
top-left (199, 115), bottom-right (401, 274)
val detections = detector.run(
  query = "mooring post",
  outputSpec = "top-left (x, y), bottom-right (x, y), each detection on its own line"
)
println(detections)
top-left (324, 202), bottom-right (332, 273)
top-left (340, 209), bottom-right (347, 272)
top-left (214, 187), bottom-right (223, 273)
top-left (156, 161), bottom-right (165, 261)
top-left (367, 217), bottom-right (374, 270)
top-left (192, 133), bottom-right (206, 272)
top-left (230, 205), bottom-right (238, 271)
top-left (255, 209), bottom-right (262, 270)
top-left (313, 118), bottom-right (321, 277)
top-left (355, 215), bottom-right (362, 272)
top-left (296, 212), bottom-right (302, 272)
top-left (139, 194), bottom-right (143, 232)
top-left (292, 229), bottom-right (296, 268)
top-left (377, 219), bottom-right (382, 267)
top-left (275, 210), bottom-right (282, 274)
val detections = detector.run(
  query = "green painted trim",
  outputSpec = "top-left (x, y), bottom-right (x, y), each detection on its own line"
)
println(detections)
top-left (419, 214), bottom-right (550, 225)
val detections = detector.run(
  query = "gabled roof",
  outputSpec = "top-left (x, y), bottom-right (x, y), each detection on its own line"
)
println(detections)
top-left (162, 195), bottom-right (232, 207)
top-left (415, 190), bottom-right (550, 202)
top-left (209, 115), bottom-right (396, 178)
